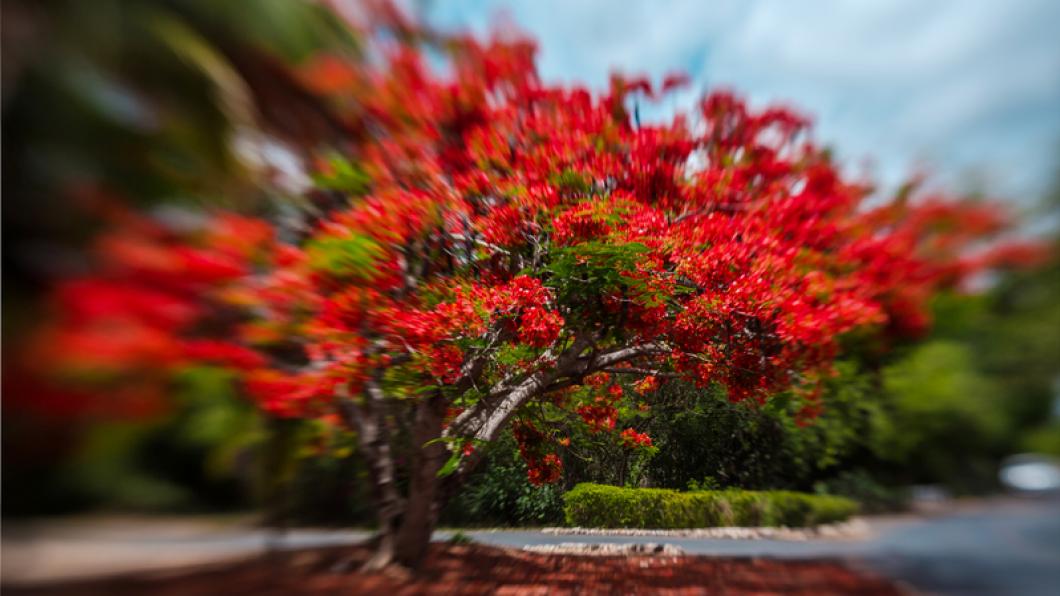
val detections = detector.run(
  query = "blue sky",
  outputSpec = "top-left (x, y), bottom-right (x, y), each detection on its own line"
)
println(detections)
top-left (422, 0), bottom-right (1060, 207)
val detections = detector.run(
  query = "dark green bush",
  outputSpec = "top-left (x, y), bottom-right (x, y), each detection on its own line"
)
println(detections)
top-left (443, 431), bottom-right (566, 526)
top-left (814, 470), bottom-right (909, 513)
top-left (563, 483), bottom-right (857, 528)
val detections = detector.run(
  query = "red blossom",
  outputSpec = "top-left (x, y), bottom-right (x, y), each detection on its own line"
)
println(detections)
top-left (181, 340), bottom-right (267, 371)
top-left (634, 375), bottom-right (659, 394)
top-left (620, 428), bottom-right (653, 449)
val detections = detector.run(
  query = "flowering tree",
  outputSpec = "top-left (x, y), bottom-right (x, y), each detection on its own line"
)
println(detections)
top-left (13, 7), bottom-right (1041, 570)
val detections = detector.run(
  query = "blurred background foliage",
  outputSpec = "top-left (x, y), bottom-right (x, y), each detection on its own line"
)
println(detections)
top-left (3, 0), bottom-right (1058, 524)
top-left (4, 0), bottom-right (345, 239)
top-left (2, 0), bottom-right (361, 516)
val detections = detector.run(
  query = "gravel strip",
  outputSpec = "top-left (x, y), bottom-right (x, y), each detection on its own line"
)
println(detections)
top-left (522, 542), bottom-right (685, 556)
top-left (540, 518), bottom-right (870, 541)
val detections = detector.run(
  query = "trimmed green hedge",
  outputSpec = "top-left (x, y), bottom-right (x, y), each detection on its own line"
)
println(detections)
top-left (563, 483), bottom-right (858, 528)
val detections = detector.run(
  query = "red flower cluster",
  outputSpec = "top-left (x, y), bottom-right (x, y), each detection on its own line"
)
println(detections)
top-left (8, 209), bottom-right (278, 419)
top-left (526, 453), bottom-right (563, 486)
top-left (517, 307), bottom-right (564, 348)
top-left (634, 375), bottom-right (659, 394)
top-left (576, 402), bottom-right (618, 433)
top-left (512, 420), bottom-right (563, 485)
top-left (620, 428), bottom-right (653, 449)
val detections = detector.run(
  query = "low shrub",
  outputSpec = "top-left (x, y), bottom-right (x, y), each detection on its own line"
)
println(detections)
top-left (563, 483), bottom-right (858, 528)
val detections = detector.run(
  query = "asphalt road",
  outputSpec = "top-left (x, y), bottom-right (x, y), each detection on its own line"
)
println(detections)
top-left (4, 496), bottom-right (1058, 594)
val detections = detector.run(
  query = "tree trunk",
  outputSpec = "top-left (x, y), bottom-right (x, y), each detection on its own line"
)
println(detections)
top-left (338, 382), bottom-right (404, 571)
top-left (342, 384), bottom-right (460, 572)
top-left (392, 393), bottom-right (450, 568)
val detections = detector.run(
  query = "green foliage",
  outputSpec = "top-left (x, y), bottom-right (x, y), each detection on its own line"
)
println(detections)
top-left (882, 341), bottom-right (1005, 454)
top-left (639, 382), bottom-right (800, 490)
top-left (549, 169), bottom-right (591, 195)
top-left (546, 241), bottom-right (652, 318)
top-left (312, 154), bottom-right (371, 195)
top-left (878, 341), bottom-right (1008, 491)
top-left (1023, 422), bottom-right (1060, 457)
top-left (563, 483), bottom-right (858, 529)
top-left (814, 470), bottom-right (909, 513)
top-left (306, 233), bottom-right (386, 279)
top-left (443, 432), bottom-right (565, 526)
top-left (174, 367), bottom-right (265, 477)
top-left (774, 360), bottom-right (891, 472)
top-left (686, 477), bottom-right (721, 491)
top-left (64, 421), bottom-right (195, 511)
top-left (931, 252), bottom-right (1060, 453)
top-left (560, 403), bottom-right (659, 489)
top-left (560, 373), bottom-right (889, 495)
top-left (20, 366), bottom-right (263, 514)
top-left (266, 417), bottom-right (376, 527)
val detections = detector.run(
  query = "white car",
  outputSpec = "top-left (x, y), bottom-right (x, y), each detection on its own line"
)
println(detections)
top-left (999, 453), bottom-right (1060, 492)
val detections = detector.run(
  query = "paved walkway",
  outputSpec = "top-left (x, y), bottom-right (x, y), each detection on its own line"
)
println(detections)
top-left (3, 496), bottom-right (1059, 594)
top-left (2, 517), bottom-right (371, 583)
